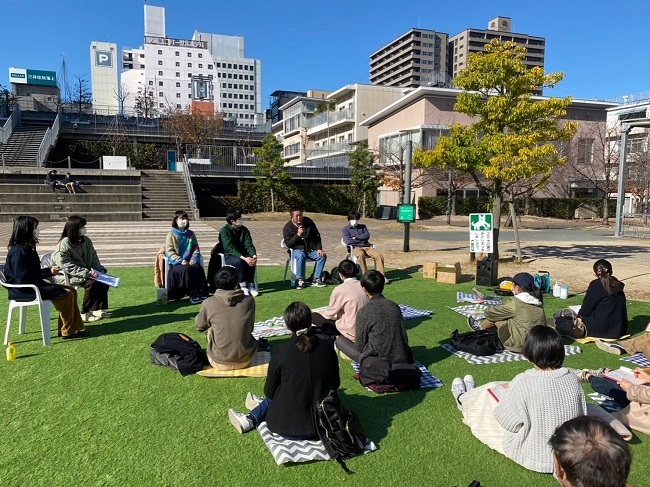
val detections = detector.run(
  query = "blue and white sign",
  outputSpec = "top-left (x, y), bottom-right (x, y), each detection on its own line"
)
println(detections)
top-left (95, 50), bottom-right (113, 67)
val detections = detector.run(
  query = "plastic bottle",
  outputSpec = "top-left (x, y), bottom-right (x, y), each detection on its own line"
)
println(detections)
top-left (6, 342), bottom-right (16, 361)
top-left (553, 281), bottom-right (561, 298)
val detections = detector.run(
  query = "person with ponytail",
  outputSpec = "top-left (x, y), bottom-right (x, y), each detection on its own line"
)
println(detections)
top-left (228, 302), bottom-right (340, 438)
top-left (575, 259), bottom-right (627, 339)
top-left (473, 272), bottom-right (547, 353)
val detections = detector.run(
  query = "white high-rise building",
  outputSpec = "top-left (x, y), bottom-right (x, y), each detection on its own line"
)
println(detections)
top-left (121, 5), bottom-right (263, 126)
top-left (90, 41), bottom-right (119, 115)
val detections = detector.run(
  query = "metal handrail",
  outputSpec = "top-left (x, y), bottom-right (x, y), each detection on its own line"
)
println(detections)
top-left (37, 113), bottom-right (60, 166)
top-left (0, 105), bottom-right (21, 145)
top-left (182, 156), bottom-right (199, 220)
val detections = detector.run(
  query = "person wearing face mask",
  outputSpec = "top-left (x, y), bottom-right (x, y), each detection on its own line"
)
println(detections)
top-left (3, 216), bottom-right (88, 339)
top-left (52, 215), bottom-right (111, 322)
top-left (165, 210), bottom-right (208, 304)
top-left (213, 210), bottom-right (259, 297)
top-left (342, 210), bottom-right (386, 280)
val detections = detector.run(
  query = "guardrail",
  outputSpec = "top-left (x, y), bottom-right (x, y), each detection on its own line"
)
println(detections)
top-left (37, 113), bottom-right (60, 166)
top-left (182, 156), bottom-right (199, 220)
top-left (188, 160), bottom-right (350, 180)
top-left (0, 106), bottom-right (21, 145)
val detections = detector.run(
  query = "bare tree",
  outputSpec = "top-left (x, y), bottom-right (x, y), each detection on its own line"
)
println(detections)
top-left (113, 83), bottom-right (132, 116)
top-left (162, 105), bottom-right (224, 158)
top-left (71, 74), bottom-right (92, 114)
top-left (134, 83), bottom-right (156, 119)
top-left (627, 132), bottom-right (650, 218)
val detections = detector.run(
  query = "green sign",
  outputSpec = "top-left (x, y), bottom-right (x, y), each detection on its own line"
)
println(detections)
top-left (469, 213), bottom-right (494, 253)
top-left (397, 204), bottom-right (416, 223)
top-left (26, 69), bottom-right (57, 86)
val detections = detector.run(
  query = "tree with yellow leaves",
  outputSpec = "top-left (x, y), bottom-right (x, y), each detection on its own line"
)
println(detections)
top-left (414, 40), bottom-right (577, 260)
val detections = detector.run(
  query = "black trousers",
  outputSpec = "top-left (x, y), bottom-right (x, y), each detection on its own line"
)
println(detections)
top-left (81, 279), bottom-right (110, 313)
top-left (224, 254), bottom-right (256, 284)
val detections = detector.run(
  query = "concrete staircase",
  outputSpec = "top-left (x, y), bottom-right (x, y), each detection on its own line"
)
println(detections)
top-left (0, 126), bottom-right (48, 166)
top-left (141, 170), bottom-right (192, 220)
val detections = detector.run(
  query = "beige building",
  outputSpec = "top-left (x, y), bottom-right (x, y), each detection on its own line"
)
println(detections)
top-left (449, 17), bottom-right (545, 95)
top-left (360, 86), bottom-right (615, 214)
top-left (370, 29), bottom-right (449, 88)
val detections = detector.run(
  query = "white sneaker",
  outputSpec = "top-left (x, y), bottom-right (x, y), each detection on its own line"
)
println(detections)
top-left (595, 339), bottom-right (626, 355)
top-left (245, 392), bottom-right (262, 410)
top-left (228, 409), bottom-right (254, 433)
top-left (241, 287), bottom-right (250, 296)
top-left (248, 285), bottom-right (259, 297)
top-left (463, 374), bottom-right (476, 391)
top-left (451, 377), bottom-right (467, 410)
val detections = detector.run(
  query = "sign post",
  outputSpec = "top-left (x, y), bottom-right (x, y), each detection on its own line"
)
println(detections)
top-left (469, 213), bottom-right (493, 253)
top-left (397, 204), bottom-right (415, 252)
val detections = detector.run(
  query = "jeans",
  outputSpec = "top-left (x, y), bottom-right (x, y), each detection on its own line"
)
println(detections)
top-left (224, 254), bottom-right (255, 285)
top-left (248, 398), bottom-right (317, 440)
top-left (293, 249), bottom-right (327, 280)
top-left (589, 377), bottom-right (631, 408)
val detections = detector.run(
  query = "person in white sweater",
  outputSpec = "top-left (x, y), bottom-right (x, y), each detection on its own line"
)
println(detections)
top-left (451, 326), bottom-right (587, 474)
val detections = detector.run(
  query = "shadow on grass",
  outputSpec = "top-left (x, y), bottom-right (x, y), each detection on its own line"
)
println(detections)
top-left (340, 387), bottom-right (428, 444)
top-left (628, 315), bottom-right (650, 336)
top-left (411, 344), bottom-right (449, 369)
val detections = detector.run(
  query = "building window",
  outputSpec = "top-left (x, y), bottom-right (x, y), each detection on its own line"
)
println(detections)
top-left (175, 51), bottom-right (180, 56)
top-left (228, 93), bottom-right (232, 98)
top-left (158, 70), bottom-right (163, 76)
top-left (188, 73), bottom-right (192, 77)
top-left (158, 50), bottom-right (162, 55)
top-left (239, 64), bottom-right (243, 69)
top-left (188, 83), bottom-right (191, 88)
top-left (188, 63), bottom-right (192, 67)
top-left (158, 81), bottom-right (163, 86)
top-left (148, 81), bottom-right (154, 86)
top-left (159, 92), bottom-right (163, 97)
top-left (244, 75), bottom-right (248, 80)
top-left (176, 93), bottom-right (181, 98)
top-left (198, 64), bottom-right (202, 68)
top-left (239, 75), bottom-right (243, 79)
top-left (577, 138), bottom-right (594, 164)
top-left (176, 104), bottom-right (181, 109)
top-left (239, 94), bottom-right (243, 99)
top-left (228, 63), bottom-right (232, 68)
top-left (228, 83), bottom-right (232, 88)
top-left (176, 82), bottom-right (181, 87)
top-left (208, 65), bottom-right (213, 70)
top-left (198, 53), bottom-right (203, 58)
top-left (228, 74), bottom-right (232, 78)
top-left (158, 60), bottom-right (163, 65)
top-left (159, 103), bottom-right (164, 108)
top-left (139, 54), bottom-right (145, 58)
top-left (187, 52), bottom-right (192, 57)
top-left (175, 62), bottom-right (180, 67)
top-left (250, 95), bottom-right (254, 100)
top-left (217, 63), bottom-right (221, 67)
top-left (140, 64), bottom-right (145, 69)
top-left (244, 65), bottom-right (248, 70)
top-left (176, 72), bottom-right (180, 77)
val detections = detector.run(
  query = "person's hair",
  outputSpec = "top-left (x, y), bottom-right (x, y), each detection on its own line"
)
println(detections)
top-left (283, 301), bottom-right (317, 353)
top-left (225, 210), bottom-right (242, 225)
top-left (8, 216), bottom-right (39, 249)
top-left (593, 259), bottom-right (622, 295)
top-left (360, 270), bottom-right (385, 295)
top-left (289, 206), bottom-right (303, 216)
top-left (347, 210), bottom-right (361, 221)
top-left (59, 215), bottom-right (87, 245)
top-left (214, 266), bottom-right (238, 291)
top-left (171, 210), bottom-right (189, 230)
top-left (522, 325), bottom-right (565, 369)
top-left (550, 416), bottom-right (631, 487)
top-left (66, 172), bottom-right (72, 177)
top-left (338, 259), bottom-right (357, 279)
top-left (50, 169), bottom-right (57, 174)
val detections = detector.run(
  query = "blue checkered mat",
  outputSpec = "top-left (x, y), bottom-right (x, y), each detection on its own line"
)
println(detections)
top-left (456, 292), bottom-right (502, 306)
top-left (448, 304), bottom-right (489, 321)
top-left (621, 353), bottom-right (650, 367)
top-left (399, 305), bottom-right (433, 320)
top-left (350, 361), bottom-right (443, 391)
top-left (441, 343), bottom-right (582, 365)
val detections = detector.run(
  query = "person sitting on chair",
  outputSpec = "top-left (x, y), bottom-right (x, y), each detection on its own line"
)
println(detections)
top-left (216, 210), bottom-right (258, 297)
top-left (282, 206), bottom-right (327, 289)
top-left (195, 266), bottom-right (258, 371)
top-left (312, 259), bottom-right (370, 356)
top-left (342, 211), bottom-right (386, 281)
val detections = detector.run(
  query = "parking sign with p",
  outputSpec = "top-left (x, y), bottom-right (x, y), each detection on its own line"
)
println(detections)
top-left (95, 51), bottom-right (112, 67)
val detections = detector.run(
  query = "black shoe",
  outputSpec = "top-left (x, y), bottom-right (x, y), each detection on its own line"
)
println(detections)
top-left (467, 317), bottom-right (481, 332)
top-left (62, 330), bottom-right (91, 340)
top-left (312, 278), bottom-right (326, 288)
top-left (296, 278), bottom-right (305, 290)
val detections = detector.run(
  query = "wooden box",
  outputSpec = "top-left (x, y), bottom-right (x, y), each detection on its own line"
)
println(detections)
top-left (423, 262), bottom-right (438, 279)
top-left (437, 262), bottom-right (461, 284)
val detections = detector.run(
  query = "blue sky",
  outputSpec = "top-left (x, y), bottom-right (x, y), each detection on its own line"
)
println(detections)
top-left (2, 0), bottom-right (649, 106)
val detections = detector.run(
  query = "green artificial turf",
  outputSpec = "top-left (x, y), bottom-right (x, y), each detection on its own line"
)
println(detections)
top-left (1, 267), bottom-right (648, 486)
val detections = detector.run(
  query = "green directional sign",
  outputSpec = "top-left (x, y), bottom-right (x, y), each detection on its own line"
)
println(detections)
top-left (397, 204), bottom-right (416, 223)
top-left (469, 213), bottom-right (493, 253)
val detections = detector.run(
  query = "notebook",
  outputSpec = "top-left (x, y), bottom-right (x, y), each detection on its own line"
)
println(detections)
top-left (604, 367), bottom-right (643, 385)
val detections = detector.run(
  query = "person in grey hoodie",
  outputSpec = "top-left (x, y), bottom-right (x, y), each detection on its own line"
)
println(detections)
top-left (195, 266), bottom-right (257, 370)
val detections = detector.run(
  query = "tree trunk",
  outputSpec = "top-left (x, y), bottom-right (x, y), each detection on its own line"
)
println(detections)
top-left (270, 187), bottom-right (275, 213)
top-left (492, 190), bottom-right (502, 263)
top-left (451, 193), bottom-right (457, 216)
top-left (524, 193), bottom-right (531, 215)
top-left (602, 195), bottom-right (609, 225)
top-left (509, 201), bottom-right (522, 263)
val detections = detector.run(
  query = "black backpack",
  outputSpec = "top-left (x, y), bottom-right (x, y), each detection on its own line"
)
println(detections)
top-left (359, 356), bottom-right (421, 389)
top-left (314, 390), bottom-right (367, 474)
top-left (450, 328), bottom-right (504, 356)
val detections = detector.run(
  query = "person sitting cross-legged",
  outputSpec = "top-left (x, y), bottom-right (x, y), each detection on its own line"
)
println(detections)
top-left (195, 266), bottom-right (258, 371)
top-left (342, 211), bottom-right (386, 282)
top-left (311, 259), bottom-right (370, 357)
top-left (216, 210), bottom-right (258, 297)
top-left (282, 206), bottom-right (327, 289)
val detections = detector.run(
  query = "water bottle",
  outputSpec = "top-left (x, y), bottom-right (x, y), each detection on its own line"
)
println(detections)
top-left (560, 285), bottom-right (569, 300)
top-left (6, 342), bottom-right (16, 361)
top-left (553, 281), bottom-right (561, 298)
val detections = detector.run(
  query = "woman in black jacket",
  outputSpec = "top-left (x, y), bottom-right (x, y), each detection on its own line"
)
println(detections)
top-left (228, 302), bottom-right (340, 438)
top-left (577, 259), bottom-right (628, 339)
top-left (3, 216), bottom-right (88, 339)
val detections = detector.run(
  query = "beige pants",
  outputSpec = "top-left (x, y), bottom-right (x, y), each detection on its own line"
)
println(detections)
top-left (620, 332), bottom-right (650, 358)
top-left (50, 286), bottom-right (85, 336)
top-left (353, 247), bottom-right (385, 274)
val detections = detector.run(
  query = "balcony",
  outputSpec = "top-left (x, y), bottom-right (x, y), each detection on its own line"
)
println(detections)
top-left (307, 141), bottom-right (352, 161)
top-left (305, 107), bottom-right (355, 134)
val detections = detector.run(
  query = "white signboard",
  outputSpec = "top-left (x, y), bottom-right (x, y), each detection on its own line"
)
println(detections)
top-left (102, 155), bottom-right (128, 170)
top-left (469, 213), bottom-right (493, 253)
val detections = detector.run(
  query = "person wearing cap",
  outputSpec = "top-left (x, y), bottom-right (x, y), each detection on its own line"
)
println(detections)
top-left (475, 272), bottom-right (546, 353)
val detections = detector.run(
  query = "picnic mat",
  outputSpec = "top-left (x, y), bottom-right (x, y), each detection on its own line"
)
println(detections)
top-left (440, 343), bottom-right (582, 365)
top-left (350, 361), bottom-right (443, 392)
top-left (448, 304), bottom-right (489, 321)
top-left (197, 352), bottom-right (270, 378)
top-left (575, 335), bottom-right (630, 344)
top-left (257, 421), bottom-right (377, 465)
top-left (253, 305), bottom-right (433, 339)
top-left (588, 392), bottom-right (624, 413)
top-left (621, 353), bottom-right (650, 367)
top-left (456, 292), bottom-right (502, 306)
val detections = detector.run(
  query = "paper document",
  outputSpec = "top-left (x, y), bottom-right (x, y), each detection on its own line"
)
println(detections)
top-left (604, 367), bottom-right (643, 385)
top-left (89, 272), bottom-right (120, 288)
top-left (569, 305), bottom-right (581, 315)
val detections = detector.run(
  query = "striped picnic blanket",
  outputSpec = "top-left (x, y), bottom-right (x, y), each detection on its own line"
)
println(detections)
top-left (448, 304), bottom-right (489, 321)
top-left (441, 343), bottom-right (582, 365)
top-left (621, 353), bottom-right (650, 367)
top-left (350, 361), bottom-right (443, 392)
top-left (456, 292), bottom-right (502, 306)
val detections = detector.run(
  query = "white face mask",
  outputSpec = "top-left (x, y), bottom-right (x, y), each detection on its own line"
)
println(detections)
top-left (34, 228), bottom-right (41, 239)
top-left (234, 219), bottom-right (243, 227)
top-left (79, 227), bottom-right (87, 237)
top-left (350, 220), bottom-right (358, 227)
top-left (177, 219), bottom-right (188, 229)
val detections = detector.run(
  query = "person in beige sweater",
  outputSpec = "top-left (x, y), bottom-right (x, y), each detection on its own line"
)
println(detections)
top-left (195, 266), bottom-right (257, 370)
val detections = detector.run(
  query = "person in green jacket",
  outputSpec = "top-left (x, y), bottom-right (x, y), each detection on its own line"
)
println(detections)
top-left (216, 210), bottom-right (258, 297)
top-left (471, 272), bottom-right (546, 353)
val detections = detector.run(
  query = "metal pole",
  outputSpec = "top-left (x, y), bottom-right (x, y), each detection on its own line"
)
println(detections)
top-left (446, 167), bottom-right (452, 225)
top-left (615, 125), bottom-right (629, 237)
top-left (403, 139), bottom-right (412, 252)
top-left (68, 155), bottom-right (71, 169)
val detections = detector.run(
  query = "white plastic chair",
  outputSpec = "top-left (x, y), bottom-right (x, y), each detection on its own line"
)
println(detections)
top-left (208, 249), bottom-right (259, 293)
top-left (0, 264), bottom-right (53, 346)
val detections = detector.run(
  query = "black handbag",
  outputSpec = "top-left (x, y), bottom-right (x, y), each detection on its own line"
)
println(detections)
top-left (450, 328), bottom-right (504, 356)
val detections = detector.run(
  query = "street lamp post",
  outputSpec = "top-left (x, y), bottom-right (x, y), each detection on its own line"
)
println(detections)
top-left (402, 137), bottom-right (413, 252)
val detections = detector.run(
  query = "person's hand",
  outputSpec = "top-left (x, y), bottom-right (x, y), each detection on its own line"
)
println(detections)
top-left (189, 259), bottom-right (196, 265)
top-left (89, 269), bottom-right (99, 278)
top-left (633, 368), bottom-right (650, 383)
top-left (352, 236), bottom-right (356, 240)
top-left (617, 380), bottom-right (633, 393)
top-left (51, 265), bottom-right (61, 276)
top-left (501, 383), bottom-right (510, 389)
top-left (317, 249), bottom-right (326, 257)
top-left (251, 255), bottom-right (257, 265)
top-left (297, 226), bottom-right (304, 236)
top-left (181, 259), bottom-right (189, 266)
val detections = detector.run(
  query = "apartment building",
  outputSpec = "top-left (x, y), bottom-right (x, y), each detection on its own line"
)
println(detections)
top-left (449, 17), bottom-right (545, 94)
top-left (370, 29), bottom-right (449, 88)
top-left (120, 4), bottom-right (263, 126)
